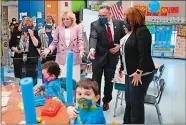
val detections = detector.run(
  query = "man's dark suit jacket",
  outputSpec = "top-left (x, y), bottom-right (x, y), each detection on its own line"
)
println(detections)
top-left (89, 18), bottom-right (125, 71)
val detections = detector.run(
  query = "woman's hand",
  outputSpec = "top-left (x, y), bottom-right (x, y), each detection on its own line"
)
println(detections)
top-left (12, 47), bottom-right (22, 54)
top-left (79, 51), bottom-right (85, 58)
top-left (28, 29), bottom-right (34, 37)
top-left (67, 106), bottom-right (78, 120)
top-left (129, 72), bottom-right (142, 86)
top-left (41, 48), bottom-right (50, 58)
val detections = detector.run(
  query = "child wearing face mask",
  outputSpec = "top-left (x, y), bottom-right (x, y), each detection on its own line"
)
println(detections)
top-left (67, 78), bottom-right (106, 124)
top-left (34, 61), bottom-right (65, 103)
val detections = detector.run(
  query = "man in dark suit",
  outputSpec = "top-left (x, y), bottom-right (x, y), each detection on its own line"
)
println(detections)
top-left (88, 3), bottom-right (125, 111)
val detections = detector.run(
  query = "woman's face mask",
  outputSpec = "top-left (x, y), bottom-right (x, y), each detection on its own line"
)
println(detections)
top-left (22, 25), bottom-right (32, 32)
top-left (45, 24), bottom-right (53, 29)
top-left (122, 20), bottom-right (131, 30)
top-left (13, 21), bottom-right (16, 24)
top-left (77, 96), bottom-right (95, 109)
top-left (63, 19), bottom-right (72, 27)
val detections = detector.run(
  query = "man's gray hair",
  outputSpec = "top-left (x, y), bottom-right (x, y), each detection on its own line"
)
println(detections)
top-left (99, 3), bottom-right (111, 11)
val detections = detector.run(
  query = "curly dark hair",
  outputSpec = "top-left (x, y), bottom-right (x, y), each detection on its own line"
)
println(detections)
top-left (42, 61), bottom-right (60, 78)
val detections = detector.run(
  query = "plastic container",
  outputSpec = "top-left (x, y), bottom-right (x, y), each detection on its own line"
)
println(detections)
top-left (41, 100), bottom-right (61, 117)
top-left (35, 95), bottom-right (46, 107)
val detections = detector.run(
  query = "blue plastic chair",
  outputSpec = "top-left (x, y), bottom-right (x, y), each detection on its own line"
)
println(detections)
top-left (113, 82), bottom-right (126, 117)
top-left (59, 77), bottom-right (77, 103)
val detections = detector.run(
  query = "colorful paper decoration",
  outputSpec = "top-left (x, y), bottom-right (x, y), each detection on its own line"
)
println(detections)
top-left (148, 0), bottom-right (160, 13)
top-left (174, 25), bottom-right (186, 58)
top-left (134, 5), bottom-right (147, 16)
top-left (160, 7), bottom-right (168, 16)
top-left (168, 7), bottom-right (179, 14)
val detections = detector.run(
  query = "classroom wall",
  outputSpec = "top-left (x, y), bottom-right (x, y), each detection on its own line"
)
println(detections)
top-left (71, 1), bottom-right (86, 12)
top-left (58, 1), bottom-right (72, 25)
top-left (106, 1), bottom-right (186, 16)
top-left (8, 6), bottom-right (18, 23)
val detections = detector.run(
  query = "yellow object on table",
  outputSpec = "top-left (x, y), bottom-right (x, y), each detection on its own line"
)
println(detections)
top-left (37, 117), bottom-right (42, 123)
top-left (18, 103), bottom-right (24, 112)
top-left (52, 97), bottom-right (60, 101)
top-left (112, 120), bottom-right (118, 124)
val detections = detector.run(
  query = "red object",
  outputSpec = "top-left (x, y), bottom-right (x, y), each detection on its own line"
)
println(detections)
top-left (160, 7), bottom-right (168, 16)
top-left (168, 7), bottom-right (179, 14)
top-left (134, 5), bottom-right (147, 16)
top-left (106, 23), bottom-right (113, 44)
top-left (65, 2), bottom-right (68, 7)
top-left (41, 99), bottom-right (61, 117)
top-left (147, 8), bottom-right (159, 16)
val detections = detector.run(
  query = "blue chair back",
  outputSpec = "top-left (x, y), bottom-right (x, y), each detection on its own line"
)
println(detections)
top-left (59, 77), bottom-right (77, 90)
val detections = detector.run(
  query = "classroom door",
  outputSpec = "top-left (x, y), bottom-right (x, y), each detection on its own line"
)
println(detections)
top-left (45, 1), bottom-right (58, 26)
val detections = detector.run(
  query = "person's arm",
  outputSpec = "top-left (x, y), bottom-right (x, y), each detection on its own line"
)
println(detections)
top-left (9, 32), bottom-right (17, 51)
top-left (48, 26), bottom-right (59, 53)
top-left (137, 28), bottom-right (151, 73)
top-left (38, 84), bottom-right (45, 92)
top-left (9, 32), bottom-right (20, 53)
top-left (77, 26), bottom-right (84, 52)
top-left (120, 21), bottom-right (126, 39)
top-left (53, 83), bottom-right (65, 103)
top-left (119, 21), bottom-right (125, 71)
top-left (89, 23), bottom-right (97, 52)
top-left (29, 30), bottom-right (41, 48)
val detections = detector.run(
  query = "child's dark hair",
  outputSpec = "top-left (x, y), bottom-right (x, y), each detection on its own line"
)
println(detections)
top-left (42, 61), bottom-right (60, 77)
top-left (76, 78), bottom-right (99, 96)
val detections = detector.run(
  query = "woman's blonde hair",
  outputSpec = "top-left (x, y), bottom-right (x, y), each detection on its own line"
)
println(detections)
top-left (61, 11), bottom-right (77, 27)
top-left (18, 16), bottom-right (35, 31)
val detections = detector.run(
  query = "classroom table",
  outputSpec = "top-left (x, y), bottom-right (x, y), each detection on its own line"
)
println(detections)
top-left (1, 84), bottom-right (70, 124)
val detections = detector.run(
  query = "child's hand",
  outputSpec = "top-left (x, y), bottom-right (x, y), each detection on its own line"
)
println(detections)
top-left (67, 106), bottom-right (78, 120)
top-left (34, 89), bottom-right (40, 96)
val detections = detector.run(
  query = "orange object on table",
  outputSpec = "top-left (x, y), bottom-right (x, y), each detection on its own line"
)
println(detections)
top-left (1, 84), bottom-right (70, 124)
top-left (41, 99), bottom-right (61, 117)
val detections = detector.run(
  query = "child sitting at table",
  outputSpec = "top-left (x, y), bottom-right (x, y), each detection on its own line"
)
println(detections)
top-left (67, 78), bottom-right (106, 124)
top-left (34, 61), bottom-right (65, 103)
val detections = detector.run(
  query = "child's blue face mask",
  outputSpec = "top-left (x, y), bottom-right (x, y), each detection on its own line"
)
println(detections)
top-left (77, 97), bottom-right (95, 109)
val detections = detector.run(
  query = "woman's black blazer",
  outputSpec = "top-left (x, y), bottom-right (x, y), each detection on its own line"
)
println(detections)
top-left (124, 25), bottom-right (155, 75)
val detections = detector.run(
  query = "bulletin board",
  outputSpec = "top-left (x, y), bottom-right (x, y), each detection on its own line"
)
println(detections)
top-left (174, 25), bottom-right (186, 59)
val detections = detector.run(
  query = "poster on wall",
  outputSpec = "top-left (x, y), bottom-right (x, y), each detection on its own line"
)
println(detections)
top-left (160, 7), bottom-right (168, 16)
top-left (174, 25), bottom-right (186, 58)
top-left (154, 25), bottom-right (173, 50)
top-left (168, 7), bottom-right (179, 14)
top-left (134, 5), bottom-right (147, 16)
top-left (147, 9), bottom-right (159, 16)
top-left (135, 5), bottom-right (179, 16)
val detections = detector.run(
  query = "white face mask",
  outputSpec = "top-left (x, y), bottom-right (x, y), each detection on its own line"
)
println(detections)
top-left (13, 21), bottom-right (16, 24)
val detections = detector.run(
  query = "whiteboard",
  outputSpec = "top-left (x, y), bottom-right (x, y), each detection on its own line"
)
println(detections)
top-left (82, 9), bottom-right (99, 41)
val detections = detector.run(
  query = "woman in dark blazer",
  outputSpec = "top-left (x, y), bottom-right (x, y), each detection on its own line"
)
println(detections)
top-left (9, 17), bottom-right (41, 86)
top-left (120, 7), bottom-right (155, 124)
